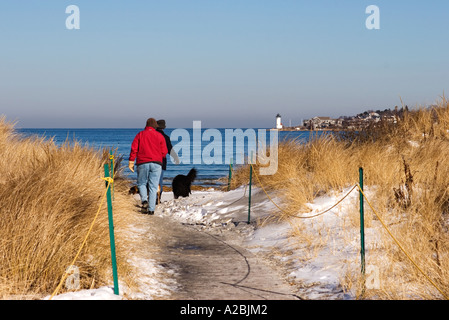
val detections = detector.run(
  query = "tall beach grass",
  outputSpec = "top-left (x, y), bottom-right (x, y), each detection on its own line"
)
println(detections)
top-left (232, 97), bottom-right (449, 299)
top-left (0, 116), bottom-right (136, 298)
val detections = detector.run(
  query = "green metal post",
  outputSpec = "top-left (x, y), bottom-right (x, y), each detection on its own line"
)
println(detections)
top-left (104, 164), bottom-right (119, 295)
top-left (109, 150), bottom-right (115, 201)
top-left (247, 152), bottom-right (254, 224)
top-left (228, 158), bottom-right (233, 191)
top-left (248, 163), bottom-right (252, 224)
top-left (359, 167), bottom-right (365, 276)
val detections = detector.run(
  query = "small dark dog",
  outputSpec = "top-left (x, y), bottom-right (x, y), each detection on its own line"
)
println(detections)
top-left (172, 168), bottom-right (197, 199)
top-left (129, 185), bottom-right (140, 195)
top-left (129, 185), bottom-right (151, 196)
top-left (129, 185), bottom-right (161, 202)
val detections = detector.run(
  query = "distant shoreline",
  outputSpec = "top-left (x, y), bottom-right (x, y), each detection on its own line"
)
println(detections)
top-left (275, 127), bottom-right (344, 132)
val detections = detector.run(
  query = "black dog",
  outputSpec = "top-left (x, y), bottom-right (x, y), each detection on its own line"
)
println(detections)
top-left (172, 168), bottom-right (197, 199)
top-left (129, 184), bottom-right (161, 205)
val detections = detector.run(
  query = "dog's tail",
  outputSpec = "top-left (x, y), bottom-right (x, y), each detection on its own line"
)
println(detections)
top-left (187, 168), bottom-right (197, 182)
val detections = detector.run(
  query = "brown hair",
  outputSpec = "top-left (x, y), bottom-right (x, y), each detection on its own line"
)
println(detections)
top-left (146, 118), bottom-right (158, 129)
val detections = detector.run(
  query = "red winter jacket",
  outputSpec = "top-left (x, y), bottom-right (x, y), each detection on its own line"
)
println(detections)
top-left (129, 127), bottom-right (168, 165)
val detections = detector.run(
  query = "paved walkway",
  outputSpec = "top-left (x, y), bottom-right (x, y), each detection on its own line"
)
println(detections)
top-left (146, 215), bottom-right (301, 300)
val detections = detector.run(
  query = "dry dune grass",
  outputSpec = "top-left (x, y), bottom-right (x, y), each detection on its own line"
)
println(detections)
top-left (231, 97), bottom-right (449, 299)
top-left (0, 116), bottom-right (136, 299)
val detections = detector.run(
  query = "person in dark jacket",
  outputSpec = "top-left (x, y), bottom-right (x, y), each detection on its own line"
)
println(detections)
top-left (156, 119), bottom-right (179, 204)
top-left (129, 118), bottom-right (168, 214)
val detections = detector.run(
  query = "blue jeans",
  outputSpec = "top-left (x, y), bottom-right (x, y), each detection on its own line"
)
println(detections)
top-left (159, 169), bottom-right (164, 191)
top-left (137, 162), bottom-right (162, 212)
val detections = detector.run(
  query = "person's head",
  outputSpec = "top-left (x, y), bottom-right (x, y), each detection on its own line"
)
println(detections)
top-left (157, 119), bottom-right (166, 129)
top-left (146, 118), bottom-right (158, 129)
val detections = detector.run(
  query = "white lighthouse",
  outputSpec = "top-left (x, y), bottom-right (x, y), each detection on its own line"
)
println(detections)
top-left (276, 114), bottom-right (283, 130)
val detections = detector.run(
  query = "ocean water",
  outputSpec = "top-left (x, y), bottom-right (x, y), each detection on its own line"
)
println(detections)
top-left (17, 128), bottom-right (313, 187)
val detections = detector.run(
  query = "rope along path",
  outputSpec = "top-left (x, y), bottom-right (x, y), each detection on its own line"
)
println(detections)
top-left (250, 163), bottom-right (357, 219)
top-left (357, 184), bottom-right (449, 300)
top-left (49, 177), bottom-right (113, 300)
top-left (249, 164), bottom-right (448, 299)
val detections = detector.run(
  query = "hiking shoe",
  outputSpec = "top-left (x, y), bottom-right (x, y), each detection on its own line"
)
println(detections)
top-left (148, 211), bottom-right (154, 215)
top-left (141, 201), bottom-right (149, 213)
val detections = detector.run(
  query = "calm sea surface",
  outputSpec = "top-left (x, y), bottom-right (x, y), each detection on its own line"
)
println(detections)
top-left (17, 128), bottom-right (316, 187)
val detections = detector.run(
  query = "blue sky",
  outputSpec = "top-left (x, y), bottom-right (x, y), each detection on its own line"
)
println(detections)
top-left (1, 1), bottom-right (448, 128)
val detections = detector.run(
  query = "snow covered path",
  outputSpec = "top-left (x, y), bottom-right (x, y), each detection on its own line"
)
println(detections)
top-left (146, 214), bottom-right (300, 300)
top-left (49, 186), bottom-right (357, 300)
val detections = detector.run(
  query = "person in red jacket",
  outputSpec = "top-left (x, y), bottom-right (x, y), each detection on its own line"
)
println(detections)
top-left (129, 118), bottom-right (168, 214)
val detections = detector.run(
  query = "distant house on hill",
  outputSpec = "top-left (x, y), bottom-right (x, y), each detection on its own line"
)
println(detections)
top-left (359, 111), bottom-right (381, 122)
top-left (302, 108), bottom-right (403, 131)
top-left (303, 116), bottom-right (342, 130)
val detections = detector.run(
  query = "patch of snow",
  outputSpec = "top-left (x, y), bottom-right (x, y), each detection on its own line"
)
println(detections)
top-left (48, 184), bottom-right (376, 300)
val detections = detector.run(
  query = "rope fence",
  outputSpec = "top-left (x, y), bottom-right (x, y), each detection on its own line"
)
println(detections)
top-left (50, 156), bottom-right (448, 300)
top-left (49, 176), bottom-right (112, 300)
top-left (49, 156), bottom-right (119, 300)
top-left (243, 163), bottom-right (449, 300)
